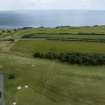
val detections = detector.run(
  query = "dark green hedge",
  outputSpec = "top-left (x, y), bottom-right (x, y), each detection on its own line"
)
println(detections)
top-left (33, 52), bottom-right (105, 65)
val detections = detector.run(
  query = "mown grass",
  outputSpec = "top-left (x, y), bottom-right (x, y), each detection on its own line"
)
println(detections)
top-left (11, 40), bottom-right (105, 57)
top-left (0, 53), bottom-right (105, 105)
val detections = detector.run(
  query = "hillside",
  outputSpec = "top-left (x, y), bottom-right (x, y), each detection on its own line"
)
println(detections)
top-left (0, 26), bottom-right (105, 105)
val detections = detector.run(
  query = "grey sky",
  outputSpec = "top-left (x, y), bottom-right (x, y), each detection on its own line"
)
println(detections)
top-left (0, 0), bottom-right (105, 10)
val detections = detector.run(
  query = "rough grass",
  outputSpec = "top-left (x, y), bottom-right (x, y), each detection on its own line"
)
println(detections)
top-left (1, 26), bottom-right (105, 105)
top-left (0, 53), bottom-right (105, 105)
top-left (11, 40), bottom-right (105, 57)
top-left (0, 26), bottom-right (105, 40)
top-left (13, 26), bottom-right (105, 37)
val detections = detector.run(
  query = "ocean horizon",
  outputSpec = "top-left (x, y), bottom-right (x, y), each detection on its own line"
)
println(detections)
top-left (0, 10), bottom-right (105, 28)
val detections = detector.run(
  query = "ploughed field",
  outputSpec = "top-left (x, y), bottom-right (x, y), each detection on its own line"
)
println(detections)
top-left (0, 26), bottom-right (105, 105)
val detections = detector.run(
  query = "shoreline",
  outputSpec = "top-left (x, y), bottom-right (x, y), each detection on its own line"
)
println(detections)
top-left (0, 25), bottom-right (105, 30)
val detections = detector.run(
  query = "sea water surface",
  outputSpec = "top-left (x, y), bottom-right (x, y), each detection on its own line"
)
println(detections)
top-left (0, 10), bottom-right (105, 28)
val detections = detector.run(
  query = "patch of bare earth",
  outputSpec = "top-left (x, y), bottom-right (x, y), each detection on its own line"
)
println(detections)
top-left (0, 41), bottom-right (15, 52)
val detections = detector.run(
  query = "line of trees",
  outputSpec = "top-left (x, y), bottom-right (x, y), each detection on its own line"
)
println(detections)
top-left (33, 52), bottom-right (105, 65)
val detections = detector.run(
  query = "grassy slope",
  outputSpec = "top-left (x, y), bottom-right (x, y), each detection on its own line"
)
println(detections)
top-left (1, 26), bottom-right (105, 105)
top-left (0, 53), bottom-right (105, 105)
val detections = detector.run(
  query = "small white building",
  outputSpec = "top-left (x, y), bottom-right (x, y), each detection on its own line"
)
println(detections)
top-left (0, 74), bottom-right (4, 105)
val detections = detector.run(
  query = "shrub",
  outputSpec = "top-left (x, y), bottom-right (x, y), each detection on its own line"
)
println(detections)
top-left (8, 73), bottom-right (16, 80)
top-left (33, 52), bottom-right (105, 65)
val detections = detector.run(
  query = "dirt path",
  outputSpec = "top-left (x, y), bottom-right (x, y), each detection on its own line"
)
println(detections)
top-left (0, 41), bottom-right (15, 52)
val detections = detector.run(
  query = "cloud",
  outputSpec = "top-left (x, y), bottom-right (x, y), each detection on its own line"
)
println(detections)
top-left (0, 0), bottom-right (105, 10)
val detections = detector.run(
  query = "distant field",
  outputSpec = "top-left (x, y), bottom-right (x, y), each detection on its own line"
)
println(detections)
top-left (11, 40), bottom-right (105, 57)
top-left (0, 26), bottom-right (103, 39)
top-left (1, 26), bottom-right (105, 40)
top-left (13, 26), bottom-right (105, 37)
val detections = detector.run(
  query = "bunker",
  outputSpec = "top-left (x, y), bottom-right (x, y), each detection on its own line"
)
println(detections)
top-left (0, 74), bottom-right (4, 105)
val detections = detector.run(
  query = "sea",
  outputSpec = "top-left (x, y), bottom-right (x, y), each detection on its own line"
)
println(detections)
top-left (0, 10), bottom-right (105, 28)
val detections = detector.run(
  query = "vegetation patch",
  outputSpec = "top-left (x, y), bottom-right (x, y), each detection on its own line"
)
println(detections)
top-left (11, 40), bottom-right (105, 57)
top-left (8, 73), bottom-right (16, 80)
top-left (1, 26), bottom-right (105, 105)
top-left (33, 52), bottom-right (105, 65)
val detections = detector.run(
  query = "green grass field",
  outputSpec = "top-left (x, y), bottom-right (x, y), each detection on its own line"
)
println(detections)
top-left (1, 53), bottom-right (105, 105)
top-left (11, 40), bottom-right (105, 57)
top-left (12, 26), bottom-right (105, 37)
top-left (0, 26), bottom-right (105, 105)
top-left (1, 25), bottom-right (105, 39)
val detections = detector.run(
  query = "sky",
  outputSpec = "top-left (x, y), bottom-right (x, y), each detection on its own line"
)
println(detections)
top-left (0, 0), bottom-right (105, 10)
